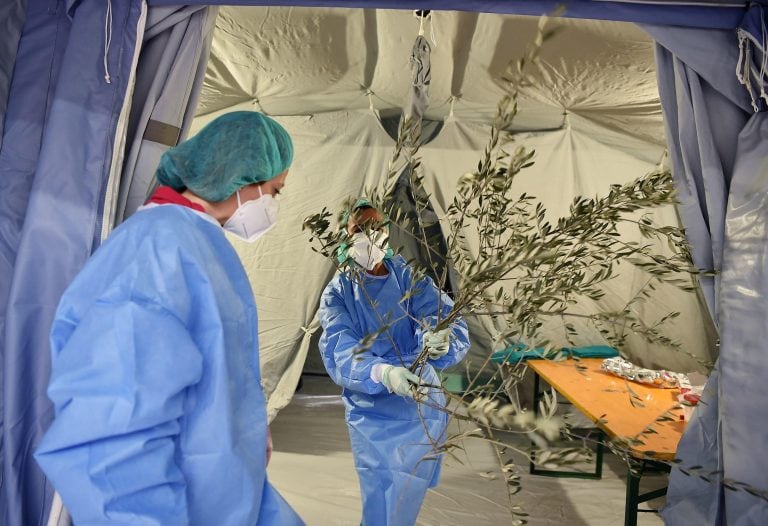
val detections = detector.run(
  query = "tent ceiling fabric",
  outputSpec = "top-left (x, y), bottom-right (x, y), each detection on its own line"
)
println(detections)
top-left (199, 7), bottom-right (663, 144)
top-left (147, 0), bottom-right (750, 30)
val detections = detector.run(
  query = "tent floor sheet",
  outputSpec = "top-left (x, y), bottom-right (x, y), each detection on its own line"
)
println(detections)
top-left (268, 376), bottom-right (666, 525)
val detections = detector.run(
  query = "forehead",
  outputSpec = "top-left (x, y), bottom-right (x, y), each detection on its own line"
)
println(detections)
top-left (348, 207), bottom-right (384, 230)
top-left (272, 170), bottom-right (288, 185)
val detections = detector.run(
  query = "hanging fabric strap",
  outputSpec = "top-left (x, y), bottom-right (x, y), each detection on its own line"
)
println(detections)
top-left (407, 34), bottom-right (431, 121)
top-left (429, 13), bottom-right (438, 47)
top-left (143, 119), bottom-right (181, 146)
top-left (103, 0), bottom-right (113, 83)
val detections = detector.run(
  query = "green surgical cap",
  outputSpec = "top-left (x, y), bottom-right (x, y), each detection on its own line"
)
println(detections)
top-left (342, 198), bottom-right (375, 226)
top-left (353, 198), bottom-right (373, 210)
top-left (155, 111), bottom-right (294, 202)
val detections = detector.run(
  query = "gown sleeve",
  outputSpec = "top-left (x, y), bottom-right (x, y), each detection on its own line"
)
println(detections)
top-left (318, 281), bottom-right (389, 395)
top-left (35, 297), bottom-right (204, 526)
top-left (408, 271), bottom-right (471, 370)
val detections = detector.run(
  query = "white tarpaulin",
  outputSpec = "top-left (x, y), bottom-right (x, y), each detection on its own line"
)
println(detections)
top-left (191, 7), bottom-right (717, 417)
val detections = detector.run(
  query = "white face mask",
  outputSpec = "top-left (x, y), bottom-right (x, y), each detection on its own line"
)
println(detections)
top-left (223, 186), bottom-right (278, 243)
top-left (349, 231), bottom-right (388, 270)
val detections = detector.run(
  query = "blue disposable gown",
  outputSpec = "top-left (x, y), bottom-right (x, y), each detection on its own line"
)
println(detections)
top-left (318, 256), bottom-right (470, 526)
top-left (34, 205), bottom-right (303, 526)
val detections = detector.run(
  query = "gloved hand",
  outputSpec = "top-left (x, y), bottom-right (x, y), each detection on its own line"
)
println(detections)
top-left (381, 365), bottom-right (428, 398)
top-left (423, 327), bottom-right (451, 360)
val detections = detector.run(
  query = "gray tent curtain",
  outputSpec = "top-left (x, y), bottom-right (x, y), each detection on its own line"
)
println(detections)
top-left (0, 2), bottom-right (145, 524)
top-left (0, 0), bottom-right (27, 153)
top-left (113, 5), bottom-right (218, 226)
top-left (645, 24), bottom-right (768, 524)
top-left (650, 27), bottom-right (752, 321)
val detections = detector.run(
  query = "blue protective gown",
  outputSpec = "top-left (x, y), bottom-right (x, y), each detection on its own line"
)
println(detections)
top-left (318, 256), bottom-right (470, 526)
top-left (34, 204), bottom-right (303, 526)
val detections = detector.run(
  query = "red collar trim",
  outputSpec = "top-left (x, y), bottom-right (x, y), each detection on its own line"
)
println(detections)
top-left (146, 186), bottom-right (206, 213)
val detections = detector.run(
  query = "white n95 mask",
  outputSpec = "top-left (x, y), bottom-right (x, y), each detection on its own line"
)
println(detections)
top-left (223, 186), bottom-right (278, 243)
top-left (349, 231), bottom-right (388, 270)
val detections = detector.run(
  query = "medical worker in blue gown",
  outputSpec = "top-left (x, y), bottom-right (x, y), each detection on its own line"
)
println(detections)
top-left (35, 111), bottom-right (304, 526)
top-left (318, 201), bottom-right (470, 526)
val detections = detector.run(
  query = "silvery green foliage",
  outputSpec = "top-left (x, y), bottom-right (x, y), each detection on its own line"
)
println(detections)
top-left (303, 14), bottom-right (712, 521)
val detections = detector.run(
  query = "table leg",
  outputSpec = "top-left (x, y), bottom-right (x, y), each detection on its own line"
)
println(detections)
top-left (625, 464), bottom-right (640, 526)
top-left (529, 371), bottom-right (541, 475)
top-left (595, 434), bottom-right (604, 479)
top-left (529, 370), bottom-right (603, 479)
top-left (625, 459), bottom-right (669, 525)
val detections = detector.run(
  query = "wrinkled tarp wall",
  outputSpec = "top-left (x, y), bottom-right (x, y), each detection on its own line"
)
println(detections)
top-left (648, 22), bottom-right (768, 525)
top-left (0, 1), bottom-right (144, 524)
top-left (199, 9), bottom-right (668, 140)
top-left (192, 8), bottom-right (717, 417)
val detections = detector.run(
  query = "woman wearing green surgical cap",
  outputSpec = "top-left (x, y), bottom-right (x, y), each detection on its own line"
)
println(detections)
top-left (156, 110), bottom-right (294, 240)
top-left (35, 111), bottom-right (305, 526)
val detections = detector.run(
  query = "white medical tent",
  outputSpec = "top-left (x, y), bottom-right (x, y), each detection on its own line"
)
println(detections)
top-left (2, 1), bottom-right (766, 524)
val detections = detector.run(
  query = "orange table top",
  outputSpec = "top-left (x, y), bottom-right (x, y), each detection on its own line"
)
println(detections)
top-left (527, 358), bottom-right (685, 460)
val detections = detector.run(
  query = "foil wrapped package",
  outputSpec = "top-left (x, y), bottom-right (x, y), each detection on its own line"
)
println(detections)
top-left (601, 357), bottom-right (681, 388)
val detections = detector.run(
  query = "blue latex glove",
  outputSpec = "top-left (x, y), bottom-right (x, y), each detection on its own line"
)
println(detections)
top-left (381, 365), bottom-right (428, 398)
top-left (423, 328), bottom-right (451, 360)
